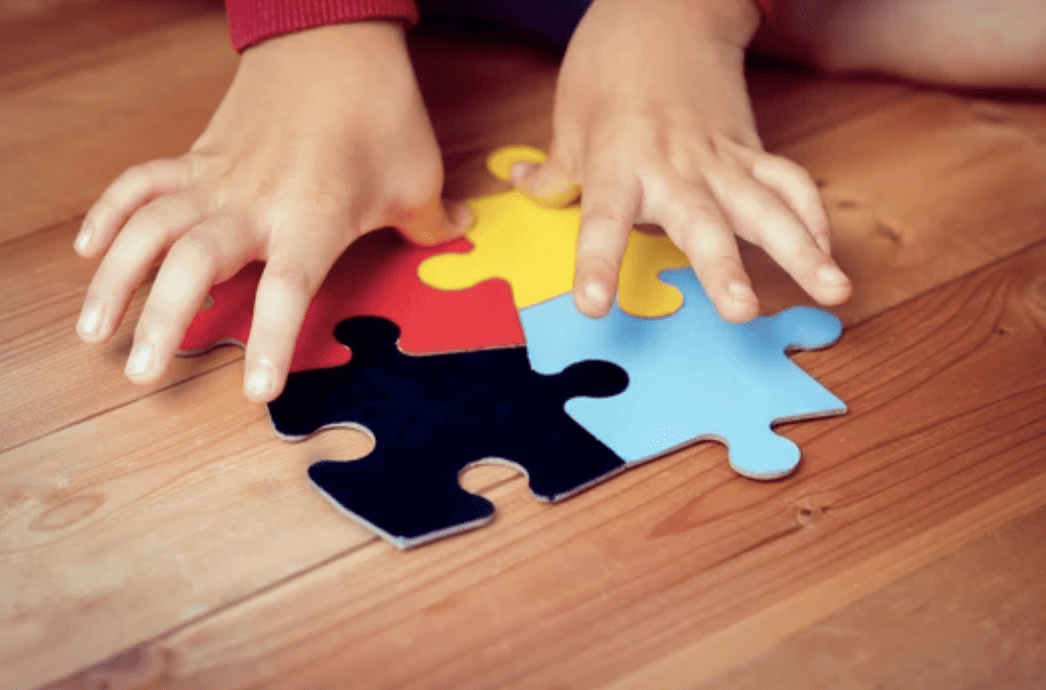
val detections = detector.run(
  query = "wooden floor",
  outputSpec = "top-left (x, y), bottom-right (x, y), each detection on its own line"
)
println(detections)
top-left (2, 2), bottom-right (1045, 689)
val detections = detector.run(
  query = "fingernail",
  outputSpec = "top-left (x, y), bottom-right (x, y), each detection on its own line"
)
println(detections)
top-left (125, 341), bottom-right (155, 378)
top-left (728, 280), bottom-right (758, 305)
top-left (583, 280), bottom-right (610, 309)
top-left (74, 225), bottom-right (93, 253)
top-left (245, 359), bottom-right (276, 400)
top-left (77, 299), bottom-right (105, 338)
top-left (510, 161), bottom-right (534, 182)
top-left (817, 264), bottom-right (850, 286)
top-left (455, 204), bottom-right (474, 229)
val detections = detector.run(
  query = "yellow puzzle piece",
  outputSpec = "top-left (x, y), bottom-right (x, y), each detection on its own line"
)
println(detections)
top-left (418, 146), bottom-right (691, 318)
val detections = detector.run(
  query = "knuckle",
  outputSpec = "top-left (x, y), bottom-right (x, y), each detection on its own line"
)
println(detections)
top-left (117, 162), bottom-right (156, 187)
top-left (674, 195), bottom-right (722, 225)
top-left (690, 253), bottom-right (742, 283)
top-left (576, 252), bottom-right (619, 281)
top-left (111, 159), bottom-right (183, 205)
top-left (182, 150), bottom-right (225, 182)
top-left (580, 206), bottom-right (629, 231)
top-left (695, 131), bottom-right (730, 163)
top-left (129, 197), bottom-right (192, 235)
top-left (136, 297), bottom-right (175, 334)
top-left (168, 233), bottom-right (218, 274)
top-left (759, 154), bottom-right (818, 188)
top-left (390, 164), bottom-right (442, 211)
top-left (660, 194), bottom-right (721, 240)
top-left (665, 145), bottom-right (707, 181)
top-left (84, 198), bottom-right (114, 228)
top-left (262, 263), bottom-right (316, 300)
top-left (678, 225), bottom-right (731, 262)
top-left (295, 187), bottom-right (348, 221)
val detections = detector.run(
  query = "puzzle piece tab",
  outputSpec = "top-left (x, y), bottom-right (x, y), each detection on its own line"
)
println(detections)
top-left (268, 316), bottom-right (629, 548)
top-left (179, 228), bottom-right (525, 372)
top-left (417, 146), bottom-right (691, 318)
top-left (519, 268), bottom-right (846, 479)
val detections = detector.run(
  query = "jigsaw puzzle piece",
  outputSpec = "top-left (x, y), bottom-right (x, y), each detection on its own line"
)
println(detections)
top-left (519, 268), bottom-right (846, 480)
top-left (179, 228), bottom-right (525, 372)
top-left (417, 146), bottom-right (691, 318)
top-left (268, 316), bottom-right (628, 548)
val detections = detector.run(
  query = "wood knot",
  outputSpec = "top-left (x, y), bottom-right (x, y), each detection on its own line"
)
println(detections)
top-left (792, 496), bottom-right (832, 527)
top-left (873, 221), bottom-right (905, 247)
top-left (970, 105), bottom-right (1012, 126)
top-left (29, 493), bottom-right (105, 531)
top-left (1024, 272), bottom-right (1046, 330)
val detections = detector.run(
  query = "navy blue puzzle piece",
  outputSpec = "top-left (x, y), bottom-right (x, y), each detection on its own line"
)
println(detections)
top-left (268, 316), bottom-right (629, 548)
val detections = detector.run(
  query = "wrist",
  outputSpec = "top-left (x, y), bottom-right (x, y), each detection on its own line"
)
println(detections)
top-left (236, 21), bottom-right (418, 102)
top-left (243, 20), bottom-right (408, 62)
top-left (668, 0), bottom-right (763, 48)
top-left (225, 0), bottom-right (419, 53)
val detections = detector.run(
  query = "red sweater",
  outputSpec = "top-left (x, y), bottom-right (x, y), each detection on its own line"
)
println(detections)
top-left (225, 0), bottom-right (774, 52)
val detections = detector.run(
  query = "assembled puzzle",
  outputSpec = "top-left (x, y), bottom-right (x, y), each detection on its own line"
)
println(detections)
top-left (180, 145), bottom-right (847, 548)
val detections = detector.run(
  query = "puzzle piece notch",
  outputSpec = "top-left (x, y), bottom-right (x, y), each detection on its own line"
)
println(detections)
top-left (487, 145), bottom-right (549, 182)
top-left (269, 316), bottom-right (629, 548)
top-left (519, 268), bottom-right (846, 480)
top-left (178, 228), bottom-right (525, 372)
top-left (417, 146), bottom-right (691, 319)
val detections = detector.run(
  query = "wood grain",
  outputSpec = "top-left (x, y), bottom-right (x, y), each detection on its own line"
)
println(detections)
top-left (0, 0), bottom-right (220, 85)
top-left (0, 11), bottom-right (235, 246)
top-left (43, 243), bottom-right (1046, 690)
top-left (0, 219), bottom-right (243, 455)
top-left (2, 4), bottom-right (1045, 690)
top-left (693, 505), bottom-right (1046, 690)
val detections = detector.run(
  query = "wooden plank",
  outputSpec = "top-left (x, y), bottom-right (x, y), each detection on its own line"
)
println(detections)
top-left (40, 242), bottom-right (1046, 690)
top-left (609, 477), bottom-right (1046, 690)
top-left (0, 0), bottom-right (219, 87)
top-left (690, 505), bottom-right (1046, 690)
top-left (743, 85), bottom-right (1046, 320)
top-left (0, 12), bottom-right (236, 246)
top-left (0, 361), bottom-right (377, 690)
top-left (0, 219), bottom-right (243, 455)
top-left (5, 12), bottom-right (1046, 689)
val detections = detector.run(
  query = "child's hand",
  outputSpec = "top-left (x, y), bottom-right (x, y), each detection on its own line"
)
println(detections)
top-left (74, 22), bottom-right (469, 402)
top-left (511, 0), bottom-right (851, 322)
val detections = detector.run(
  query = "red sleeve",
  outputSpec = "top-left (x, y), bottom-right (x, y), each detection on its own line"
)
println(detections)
top-left (754, 0), bottom-right (774, 14)
top-left (224, 0), bottom-right (420, 52)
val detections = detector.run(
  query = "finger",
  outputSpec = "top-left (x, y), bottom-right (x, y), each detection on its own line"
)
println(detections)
top-left (573, 170), bottom-right (641, 317)
top-left (75, 158), bottom-right (192, 257)
top-left (749, 154), bottom-right (832, 255)
top-left (511, 155), bottom-right (581, 208)
top-left (76, 190), bottom-right (207, 343)
top-left (652, 182), bottom-right (760, 323)
top-left (393, 196), bottom-right (474, 246)
top-left (242, 226), bottom-right (342, 402)
top-left (125, 215), bottom-right (258, 383)
top-left (707, 165), bottom-right (851, 306)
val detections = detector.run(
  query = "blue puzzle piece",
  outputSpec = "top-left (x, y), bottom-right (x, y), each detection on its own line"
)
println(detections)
top-left (518, 268), bottom-right (846, 479)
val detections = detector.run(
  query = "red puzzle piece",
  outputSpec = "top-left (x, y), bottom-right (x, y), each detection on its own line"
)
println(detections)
top-left (179, 228), bottom-right (525, 371)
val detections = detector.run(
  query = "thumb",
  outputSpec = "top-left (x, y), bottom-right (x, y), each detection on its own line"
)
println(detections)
top-left (394, 197), bottom-right (475, 247)
top-left (510, 157), bottom-right (581, 208)
top-left (487, 144), bottom-right (580, 208)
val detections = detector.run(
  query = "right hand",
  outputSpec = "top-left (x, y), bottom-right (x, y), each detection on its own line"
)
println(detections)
top-left (73, 21), bottom-right (471, 402)
top-left (511, 0), bottom-right (851, 323)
